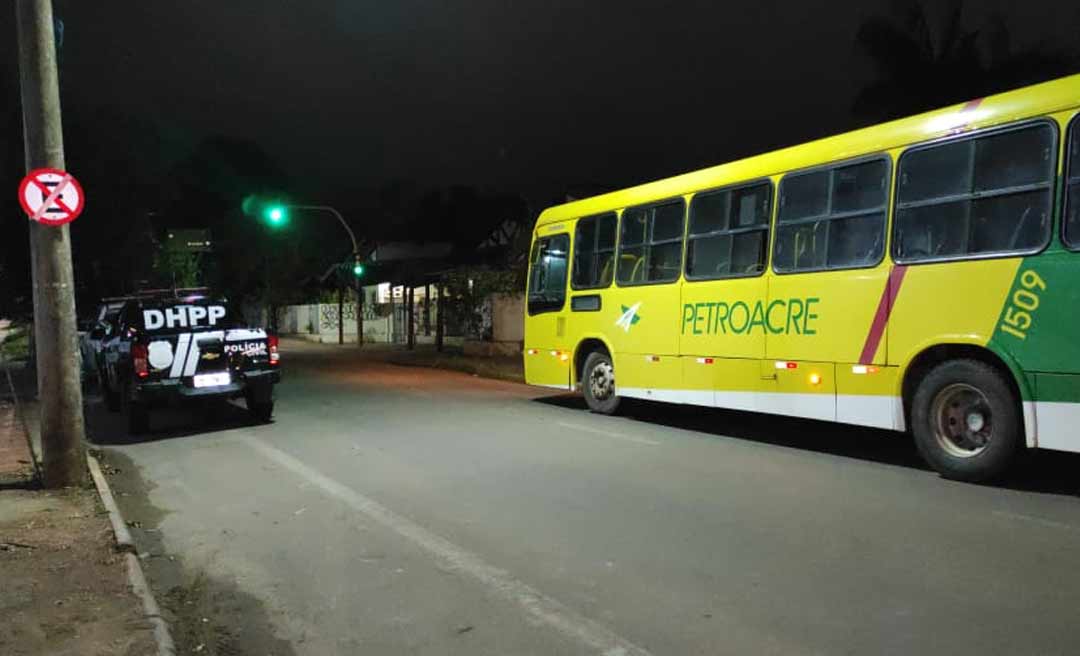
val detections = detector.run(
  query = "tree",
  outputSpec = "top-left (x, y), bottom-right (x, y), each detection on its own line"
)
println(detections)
top-left (153, 241), bottom-right (202, 289)
top-left (853, 1), bottom-right (1079, 122)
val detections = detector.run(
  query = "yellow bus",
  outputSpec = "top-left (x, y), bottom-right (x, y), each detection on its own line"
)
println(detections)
top-left (524, 73), bottom-right (1080, 482)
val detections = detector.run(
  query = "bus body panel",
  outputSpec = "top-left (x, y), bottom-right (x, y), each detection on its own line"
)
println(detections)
top-left (679, 276), bottom-right (768, 359)
top-left (766, 265), bottom-right (890, 365)
top-left (836, 365), bottom-right (902, 430)
top-left (887, 259), bottom-right (1022, 369)
top-left (768, 361), bottom-right (837, 422)
top-left (524, 346), bottom-right (572, 390)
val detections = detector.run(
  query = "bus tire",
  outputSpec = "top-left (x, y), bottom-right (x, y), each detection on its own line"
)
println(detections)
top-left (910, 359), bottom-right (1021, 483)
top-left (582, 351), bottom-right (620, 415)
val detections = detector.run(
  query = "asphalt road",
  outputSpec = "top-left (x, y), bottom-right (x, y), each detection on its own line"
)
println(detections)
top-left (90, 339), bottom-right (1080, 656)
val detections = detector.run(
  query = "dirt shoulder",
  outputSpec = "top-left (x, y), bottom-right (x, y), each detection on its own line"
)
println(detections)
top-left (279, 338), bottom-right (525, 383)
top-left (1, 385), bottom-right (156, 656)
top-left (0, 483), bottom-right (156, 656)
top-left (387, 350), bottom-right (524, 383)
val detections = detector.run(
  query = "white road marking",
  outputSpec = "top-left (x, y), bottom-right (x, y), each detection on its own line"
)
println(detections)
top-left (239, 436), bottom-right (653, 656)
top-left (992, 510), bottom-right (1080, 533)
top-left (556, 421), bottom-right (661, 446)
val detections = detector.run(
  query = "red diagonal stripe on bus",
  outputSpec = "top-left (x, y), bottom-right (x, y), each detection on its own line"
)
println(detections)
top-left (858, 265), bottom-right (908, 365)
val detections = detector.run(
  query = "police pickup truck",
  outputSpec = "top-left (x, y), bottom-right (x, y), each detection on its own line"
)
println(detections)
top-left (99, 293), bottom-right (280, 433)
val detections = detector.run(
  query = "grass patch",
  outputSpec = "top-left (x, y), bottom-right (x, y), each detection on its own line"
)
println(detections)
top-left (1, 327), bottom-right (30, 362)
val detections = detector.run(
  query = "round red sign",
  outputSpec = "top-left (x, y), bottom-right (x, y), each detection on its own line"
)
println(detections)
top-left (18, 168), bottom-right (85, 226)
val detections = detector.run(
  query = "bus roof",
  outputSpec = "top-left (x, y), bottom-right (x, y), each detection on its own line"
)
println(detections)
top-left (535, 73), bottom-right (1080, 229)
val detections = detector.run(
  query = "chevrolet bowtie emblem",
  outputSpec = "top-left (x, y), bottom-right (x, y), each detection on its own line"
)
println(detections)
top-left (201, 352), bottom-right (221, 360)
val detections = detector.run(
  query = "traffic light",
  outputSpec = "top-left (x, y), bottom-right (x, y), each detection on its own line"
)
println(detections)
top-left (242, 195), bottom-right (290, 228)
top-left (264, 204), bottom-right (288, 228)
top-left (352, 255), bottom-right (365, 277)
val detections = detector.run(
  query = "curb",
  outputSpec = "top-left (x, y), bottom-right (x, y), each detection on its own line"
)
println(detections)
top-left (87, 455), bottom-right (134, 552)
top-left (87, 452), bottom-right (177, 656)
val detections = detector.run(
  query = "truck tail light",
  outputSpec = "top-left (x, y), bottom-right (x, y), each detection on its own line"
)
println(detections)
top-left (268, 335), bottom-right (280, 365)
top-left (132, 343), bottom-right (149, 378)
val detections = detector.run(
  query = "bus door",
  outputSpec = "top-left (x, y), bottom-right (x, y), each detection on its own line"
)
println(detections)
top-left (565, 213), bottom-right (618, 387)
top-left (679, 181), bottom-right (773, 410)
top-left (524, 231), bottom-right (573, 389)
top-left (764, 158), bottom-right (893, 422)
top-left (607, 200), bottom-right (685, 398)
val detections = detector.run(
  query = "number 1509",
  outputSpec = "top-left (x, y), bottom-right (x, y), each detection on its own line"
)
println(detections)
top-left (1000, 270), bottom-right (1046, 341)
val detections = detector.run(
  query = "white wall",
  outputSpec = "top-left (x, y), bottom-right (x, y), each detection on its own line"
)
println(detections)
top-left (491, 293), bottom-right (524, 343)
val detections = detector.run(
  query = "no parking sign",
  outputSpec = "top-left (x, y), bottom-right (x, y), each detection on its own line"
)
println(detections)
top-left (18, 167), bottom-right (85, 226)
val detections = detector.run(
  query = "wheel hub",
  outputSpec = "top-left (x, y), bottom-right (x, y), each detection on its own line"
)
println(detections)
top-left (932, 383), bottom-right (994, 458)
top-left (589, 361), bottom-right (615, 401)
top-left (966, 412), bottom-right (986, 433)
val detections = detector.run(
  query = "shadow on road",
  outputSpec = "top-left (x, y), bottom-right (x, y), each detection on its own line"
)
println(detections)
top-left (84, 394), bottom-right (267, 446)
top-left (534, 393), bottom-right (1080, 497)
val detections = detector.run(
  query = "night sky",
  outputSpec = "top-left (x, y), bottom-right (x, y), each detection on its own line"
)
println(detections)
top-left (4, 0), bottom-right (1078, 209)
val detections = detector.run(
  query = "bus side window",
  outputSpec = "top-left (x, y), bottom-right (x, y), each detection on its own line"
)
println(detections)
top-left (686, 181), bottom-right (771, 280)
top-left (774, 159), bottom-right (888, 273)
top-left (1065, 117), bottom-right (1080, 250)
top-left (895, 122), bottom-right (1056, 262)
top-left (572, 213), bottom-right (617, 289)
top-left (527, 234), bottom-right (570, 315)
top-left (616, 200), bottom-right (686, 286)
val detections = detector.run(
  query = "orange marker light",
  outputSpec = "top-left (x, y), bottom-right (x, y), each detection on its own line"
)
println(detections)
top-left (809, 373), bottom-right (822, 386)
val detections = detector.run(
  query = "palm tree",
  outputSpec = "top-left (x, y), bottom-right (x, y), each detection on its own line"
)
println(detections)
top-left (853, 0), bottom-right (1078, 122)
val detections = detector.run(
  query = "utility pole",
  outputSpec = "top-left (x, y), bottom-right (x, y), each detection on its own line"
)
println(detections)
top-left (356, 276), bottom-right (363, 346)
top-left (337, 274), bottom-right (344, 345)
top-left (16, 0), bottom-right (86, 487)
top-left (435, 284), bottom-right (445, 352)
top-left (407, 286), bottom-right (415, 350)
top-left (423, 283), bottom-right (431, 336)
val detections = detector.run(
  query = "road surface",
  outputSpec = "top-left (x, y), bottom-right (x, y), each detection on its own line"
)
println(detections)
top-left (89, 339), bottom-right (1080, 656)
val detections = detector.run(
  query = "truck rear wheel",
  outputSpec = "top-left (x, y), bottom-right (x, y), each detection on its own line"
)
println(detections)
top-left (582, 351), bottom-right (620, 415)
top-left (103, 370), bottom-right (121, 412)
top-left (248, 399), bottom-right (274, 423)
top-left (910, 359), bottom-right (1022, 483)
top-left (122, 383), bottom-right (149, 434)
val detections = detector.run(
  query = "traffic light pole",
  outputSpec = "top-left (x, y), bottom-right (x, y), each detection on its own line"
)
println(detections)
top-left (16, 0), bottom-right (86, 487)
top-left (287, 205), bottom-right (364, 347)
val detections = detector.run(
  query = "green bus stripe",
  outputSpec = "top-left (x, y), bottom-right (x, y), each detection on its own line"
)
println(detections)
top-left (1036, 374), bottom-right (1080, 403)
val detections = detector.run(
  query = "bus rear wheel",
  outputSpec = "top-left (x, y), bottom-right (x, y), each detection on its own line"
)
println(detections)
top-left (582, 351), bottom-right (620, 415)
top-left (910, 359), bottom-right (1021, 483)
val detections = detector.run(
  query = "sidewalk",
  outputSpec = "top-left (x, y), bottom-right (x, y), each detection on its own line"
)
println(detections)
top-left (0, 368), bottom-right (156, 655)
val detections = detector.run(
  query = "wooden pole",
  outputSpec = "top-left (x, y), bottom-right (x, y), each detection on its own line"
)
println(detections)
top-left (17, 0), bottom-right (86, 487)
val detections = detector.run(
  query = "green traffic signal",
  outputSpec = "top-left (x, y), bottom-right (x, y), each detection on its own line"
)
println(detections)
top-left (265, 205), bottom-right (288, 227)
top-left (353, 263), bottom-right (365, 277)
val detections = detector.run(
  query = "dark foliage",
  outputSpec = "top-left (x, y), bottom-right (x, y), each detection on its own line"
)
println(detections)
top-left (853, 0), bottom-right (1079, 122)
